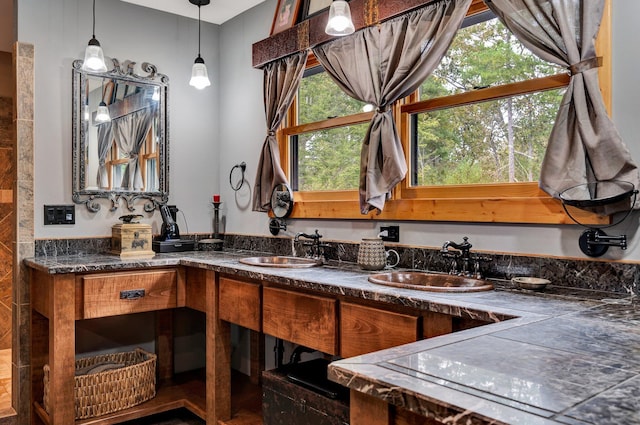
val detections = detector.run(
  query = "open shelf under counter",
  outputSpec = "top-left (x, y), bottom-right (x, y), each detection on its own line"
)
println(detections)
top-left (33, 371), bottom-right (206, 425)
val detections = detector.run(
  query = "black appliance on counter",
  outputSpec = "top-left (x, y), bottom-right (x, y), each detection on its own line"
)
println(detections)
top-left (152, 205), bottom-right (195, 253)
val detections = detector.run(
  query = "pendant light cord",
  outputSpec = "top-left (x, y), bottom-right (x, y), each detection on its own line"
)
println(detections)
top-left (92, 0), bottom-right (96, 39)
top-left (197, 4), bottom-right (202, 58)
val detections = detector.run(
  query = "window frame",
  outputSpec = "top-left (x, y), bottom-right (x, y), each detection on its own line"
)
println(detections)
top-left (277, 0), bottom-right (611, 225)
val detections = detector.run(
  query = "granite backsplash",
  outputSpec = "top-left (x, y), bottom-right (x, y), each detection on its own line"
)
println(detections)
top-left (34, 233), bottom-right (640, 296)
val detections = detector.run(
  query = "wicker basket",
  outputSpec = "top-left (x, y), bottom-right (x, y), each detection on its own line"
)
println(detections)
top-left (43, 348), bottom-right (157, 420)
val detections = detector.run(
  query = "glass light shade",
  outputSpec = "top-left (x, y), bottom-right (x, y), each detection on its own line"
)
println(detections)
top-left (325, 1), bottom-right (355, 36)
top-left (94, 101), bottom-right (111, 124)
top-left (82, 38), bottom-right (108, 72)
top-left (362, 103), bottom-right (375, 112)
top-left (189, 57), bottom-right (211, 90)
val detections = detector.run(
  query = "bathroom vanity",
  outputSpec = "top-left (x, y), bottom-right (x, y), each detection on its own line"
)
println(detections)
top-left (26, 250), bottom-right (640, 425)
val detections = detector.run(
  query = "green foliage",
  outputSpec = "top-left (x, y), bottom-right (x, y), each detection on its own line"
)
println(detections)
top-left (415, 18), bottom-right (564, 185)
top-left (294, 16), bottom-right (565, 190)
top-left (297, 124), bottom-right (367, 191)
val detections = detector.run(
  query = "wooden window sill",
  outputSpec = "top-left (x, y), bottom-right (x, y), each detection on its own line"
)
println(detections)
top-left (288, 193), bottom-right (608, 225)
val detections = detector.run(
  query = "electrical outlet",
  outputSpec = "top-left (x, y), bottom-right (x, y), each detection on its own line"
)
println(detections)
top-left (44, 205), bottom-right (75, 225)
top-left (380, 225), bottom-right (399, 242)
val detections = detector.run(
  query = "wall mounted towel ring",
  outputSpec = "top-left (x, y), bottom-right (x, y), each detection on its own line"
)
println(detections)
top-left (229, 162), bottom-right (246, 191)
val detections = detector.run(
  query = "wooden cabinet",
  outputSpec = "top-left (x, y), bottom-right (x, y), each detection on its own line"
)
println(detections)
top-left (81, 269), bottom-right (179, 319)
top-left (263, 287), bottom-right (338, 355)
top-left (29, 266), bottom-right (214, 425)
top-left (30, 263), bottom-right (460, 425)
top-left (340, 303), bottom-right (419, 358)
top-left (219, 276), bottom-right (261, 331)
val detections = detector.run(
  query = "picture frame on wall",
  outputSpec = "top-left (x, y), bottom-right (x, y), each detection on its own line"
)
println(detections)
top-left (300, 0), bottom-right (333, 20)
top-left (270, 0), bottom-right (301, 35)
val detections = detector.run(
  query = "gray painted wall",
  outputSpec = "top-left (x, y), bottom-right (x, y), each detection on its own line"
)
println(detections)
top-left (18, 0), bottom-right (640, 262)
top-left (18, 0), bottom-right (220, 239)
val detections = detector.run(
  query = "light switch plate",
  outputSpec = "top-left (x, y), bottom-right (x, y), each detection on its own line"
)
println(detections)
top-left (44, 205), bottom-right (75, 225)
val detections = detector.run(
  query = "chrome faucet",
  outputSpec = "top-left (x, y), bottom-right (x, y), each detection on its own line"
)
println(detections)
top-left (294, 230), bottom-right (328, 261)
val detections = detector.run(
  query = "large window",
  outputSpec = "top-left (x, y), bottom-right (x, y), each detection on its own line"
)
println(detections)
top-left (411, 14), bottom-right (564, 187)
top-left (278, 1), bottom-right (611, 224)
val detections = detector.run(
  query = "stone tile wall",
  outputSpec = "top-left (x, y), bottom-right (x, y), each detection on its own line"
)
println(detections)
top-left (14, 42), bottom-right (35, 425)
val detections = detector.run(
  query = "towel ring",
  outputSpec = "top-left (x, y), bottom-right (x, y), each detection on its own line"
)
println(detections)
top-left (229, 162), bottom-right (246, 191)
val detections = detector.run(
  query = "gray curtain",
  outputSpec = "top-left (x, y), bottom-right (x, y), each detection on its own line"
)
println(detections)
top-left (313, 0), bottom-right (471, 214)
top-left (96, 121), bottom-right (113, 189)
top-left (252, 51), bottom-right (307, 212)
top-left (487, 0), bottom-right (639, 214)
top-left (112, 107), bottom-right (155, 191)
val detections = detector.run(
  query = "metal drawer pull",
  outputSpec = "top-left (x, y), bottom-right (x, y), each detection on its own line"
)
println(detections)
top-left (120, 289), bottom-right (146, 300)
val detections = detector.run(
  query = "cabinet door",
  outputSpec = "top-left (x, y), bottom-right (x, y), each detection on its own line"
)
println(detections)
top-left (219, 276), bottom-right (261, 331)
top-left (340, 303), bottom-right (419, 358)
top-left (82, 269), bottom-right (178, 319)
top-left (263, 287), bottom-right (337, 355)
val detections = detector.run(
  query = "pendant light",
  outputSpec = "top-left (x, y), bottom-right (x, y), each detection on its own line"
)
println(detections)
top-left (189, 0), bottom-right (211, 90)
top-left (325, 0), bottom-right (355, 36)
top-left (94, 79), bottom-right (111, 124)
top-left (82, 0), bottom-right (108, 72)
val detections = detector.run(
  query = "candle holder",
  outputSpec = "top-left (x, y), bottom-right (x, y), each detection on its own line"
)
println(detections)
top-left (198, 201), bottom-right (224, 251)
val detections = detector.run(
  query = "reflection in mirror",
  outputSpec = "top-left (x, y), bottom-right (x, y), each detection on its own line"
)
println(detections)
top-left (72, 58), bottom-right (169, 212)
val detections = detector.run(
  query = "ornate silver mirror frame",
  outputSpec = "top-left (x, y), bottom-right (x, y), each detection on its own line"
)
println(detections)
top-left (72, 58), bottom-right (169, 212)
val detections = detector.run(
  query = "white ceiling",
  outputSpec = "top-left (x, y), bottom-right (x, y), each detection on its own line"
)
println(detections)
top-left (120, 0), bottom-right (266, 25)
top-left (0, 0), bottom-right (264, 52)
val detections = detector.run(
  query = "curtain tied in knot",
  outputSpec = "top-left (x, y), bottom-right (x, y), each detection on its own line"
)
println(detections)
top-left (568, 56), bottom-right (602, 76)
top-left (376, 105), bottom-right (391, 113)
top-left (268, 130), bottom-right (276, 137)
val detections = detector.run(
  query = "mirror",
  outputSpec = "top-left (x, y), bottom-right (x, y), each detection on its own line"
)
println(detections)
top-left (268, 184), bottom-right (293, 235)
top-left (72, 58), bottom-right (169, 212)
top-left (271, 184), bottom-right (294, 218)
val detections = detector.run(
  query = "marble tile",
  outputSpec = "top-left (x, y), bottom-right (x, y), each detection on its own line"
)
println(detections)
top-left (14, 56), bottom-right (33, 122)
top-left (14, 119), bottom-right (33, 184)
top-left (493, 315), bottom-right (640, 371)
top-left (14, 181), bottom-right (32, 243)
top-left (561, 375), bottom-right (640, 425)
top-left (539, 257), bottom-right (637, 294)
top-left (389, 335), bottom-right (635, 412)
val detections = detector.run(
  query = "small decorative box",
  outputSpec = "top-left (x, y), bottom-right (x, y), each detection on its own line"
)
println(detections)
top-left (111, 214), bottom-right (155, 259)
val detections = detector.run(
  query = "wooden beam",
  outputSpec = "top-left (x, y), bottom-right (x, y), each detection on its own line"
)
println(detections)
top-left (253, 0), bottom-right (442, 68)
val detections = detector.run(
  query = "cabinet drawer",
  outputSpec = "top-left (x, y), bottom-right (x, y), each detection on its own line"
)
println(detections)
top-left (263, 287), bottom-right (337, 355)
top-left (219, 276), bottom-right (261, 331)
top-left (340, 303), bottom-right (419, 358)
top-left (82, 269), bottom-right (177, 319)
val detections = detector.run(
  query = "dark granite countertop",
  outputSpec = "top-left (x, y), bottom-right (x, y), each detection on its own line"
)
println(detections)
top-left (24, 251), bottom-right (640, 425)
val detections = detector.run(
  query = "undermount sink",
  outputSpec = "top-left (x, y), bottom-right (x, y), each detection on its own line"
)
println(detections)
top-left (368, 271), bottom-right (493, 293)
top-left (239, 256), bottom-right (322, 268)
